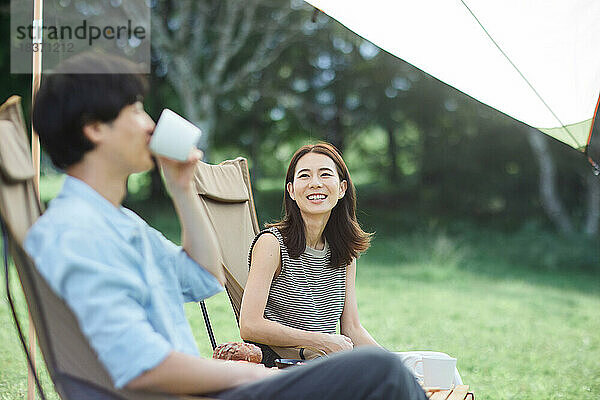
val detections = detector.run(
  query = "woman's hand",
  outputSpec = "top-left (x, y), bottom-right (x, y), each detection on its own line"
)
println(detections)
top-left (318, 333), bottom-right (354, 354)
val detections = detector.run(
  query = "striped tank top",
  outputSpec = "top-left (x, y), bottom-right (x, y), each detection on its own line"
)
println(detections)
top-left (249, 227), bottom-right (346, 334)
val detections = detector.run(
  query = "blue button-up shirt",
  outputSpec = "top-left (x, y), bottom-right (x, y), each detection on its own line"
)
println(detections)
top-left (24, 176), bottom-right (223, 388)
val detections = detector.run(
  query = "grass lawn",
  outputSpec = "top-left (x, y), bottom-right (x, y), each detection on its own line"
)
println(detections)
top-left (1, 209), bottom-right (599, 399)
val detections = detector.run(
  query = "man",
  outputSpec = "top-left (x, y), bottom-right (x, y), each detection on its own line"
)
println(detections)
top-left (25, 53), bottom-right (427, 400)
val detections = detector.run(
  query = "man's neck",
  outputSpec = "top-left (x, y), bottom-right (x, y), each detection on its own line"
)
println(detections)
top-left (66, 160), bottom-right (128, 207)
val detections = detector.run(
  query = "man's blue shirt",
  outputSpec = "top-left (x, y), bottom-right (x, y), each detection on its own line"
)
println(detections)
top-left (24, 176), bottom-right (223, 388)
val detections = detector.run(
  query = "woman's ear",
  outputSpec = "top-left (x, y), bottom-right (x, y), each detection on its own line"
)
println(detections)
top-left (82, 121), bottom-right (105, 145)
top-left (286, 181), bottom-right (295, 201)
top-left (339, 180), bottom-right (348, 199)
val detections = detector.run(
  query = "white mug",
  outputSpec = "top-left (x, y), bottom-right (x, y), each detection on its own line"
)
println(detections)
top-left (149, 109), bottom-right (202, 161)
top-left (415, 356), bottom-right (456, 389)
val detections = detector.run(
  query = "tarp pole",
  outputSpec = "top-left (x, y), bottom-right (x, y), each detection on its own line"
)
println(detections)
top-left (29, 0), bottom-right (43, 399)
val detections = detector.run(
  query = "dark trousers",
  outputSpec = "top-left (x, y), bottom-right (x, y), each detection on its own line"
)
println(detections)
top-left (210, 347), bottom-right (428, 400)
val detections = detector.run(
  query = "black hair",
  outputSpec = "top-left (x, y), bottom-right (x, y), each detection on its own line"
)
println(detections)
top-left (32, 52), bottom-right (148, 170)
top-left (267, 143), bottom-right (372, 267)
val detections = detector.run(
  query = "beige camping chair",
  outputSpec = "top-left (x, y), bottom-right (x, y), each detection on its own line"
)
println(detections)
top-left (192, 158), bottom-right (259, 323)
top-left (192, 158), bottom-right (325, 361)
top-left (0, 96), bottom-right (207, 400)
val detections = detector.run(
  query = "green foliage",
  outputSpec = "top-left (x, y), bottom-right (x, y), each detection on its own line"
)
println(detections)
top-left (460, 224), bottom-right (600, 276)
top-left (5, 1), bottom-right (597, 232)
top-left (126, 171), bottom-right (152, 202)
top-left (38, 173), bottom-right (65, 203)
top-left (0, 6), bottom-right (30, 111)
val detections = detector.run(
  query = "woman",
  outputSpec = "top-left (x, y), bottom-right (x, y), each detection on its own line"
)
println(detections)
top-left (239, 143), bottom-right (462, 385)
top-left (240, 143), bottom-right (378, 365)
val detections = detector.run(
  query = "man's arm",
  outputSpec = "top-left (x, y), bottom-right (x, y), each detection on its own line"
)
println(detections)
top-left (159, 150), bottom-right (225, 285)
top-left (127, 351), bottom-right (278, 394)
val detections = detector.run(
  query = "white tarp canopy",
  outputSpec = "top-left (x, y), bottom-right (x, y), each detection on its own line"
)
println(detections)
top-left (306, 0), bottom-right (600, 153)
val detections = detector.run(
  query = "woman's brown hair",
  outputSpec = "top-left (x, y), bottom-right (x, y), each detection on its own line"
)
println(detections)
top-left (267, 143), bottom-right (372, 267)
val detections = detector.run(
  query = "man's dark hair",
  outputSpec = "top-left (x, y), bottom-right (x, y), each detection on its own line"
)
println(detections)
top-left (32, 52), bottom-right (148, 170)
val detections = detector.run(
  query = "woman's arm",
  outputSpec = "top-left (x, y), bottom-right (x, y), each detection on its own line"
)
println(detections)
top-left (239, 233), bottom-right (353, 354)
top-left (340, 259), bottom-right (381, 347)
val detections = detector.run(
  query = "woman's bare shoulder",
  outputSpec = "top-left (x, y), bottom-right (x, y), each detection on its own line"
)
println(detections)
top-left (254, 231), bottom-right (280, 250)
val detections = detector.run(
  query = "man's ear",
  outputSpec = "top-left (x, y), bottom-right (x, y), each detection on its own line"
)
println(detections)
top-left (286, 181), bottom-right (295, 201)
top-left (81, 121), bottom-right (105, 145)
top-left (339, 180), bottom-right (348, 199)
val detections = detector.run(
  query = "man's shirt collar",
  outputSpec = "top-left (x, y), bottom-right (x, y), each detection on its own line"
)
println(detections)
top-left (59, 176), bottom-right (139, 241)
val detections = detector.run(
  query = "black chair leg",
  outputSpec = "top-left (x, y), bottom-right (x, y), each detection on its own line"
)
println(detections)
top-left (198, 301), bottom-right (217, 351)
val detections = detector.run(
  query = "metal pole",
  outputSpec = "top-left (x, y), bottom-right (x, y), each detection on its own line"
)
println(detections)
top-left (29, 0), bottom-right (43, 399)
top-left (199, 301), bottom-right (218, 351)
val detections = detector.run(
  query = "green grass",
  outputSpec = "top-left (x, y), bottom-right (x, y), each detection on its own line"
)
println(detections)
top-left (358, 235), bottom-right (599, 399)
top-left (1, 219), bottom-right (598, 399)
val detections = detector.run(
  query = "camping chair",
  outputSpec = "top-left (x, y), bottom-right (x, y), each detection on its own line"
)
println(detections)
top-left (0, 96), bottom-right (208, 400)
top-left (192, 157), bottom-right (325, 361)
top-left (192, 157), bottom-right (259, 326)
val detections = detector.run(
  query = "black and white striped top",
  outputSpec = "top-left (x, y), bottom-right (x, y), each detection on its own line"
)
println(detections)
top-left (248, 227), bottom-right (346, 334)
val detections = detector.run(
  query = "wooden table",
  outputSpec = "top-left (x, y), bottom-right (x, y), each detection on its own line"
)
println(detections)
top-left (425, 385), bottom-right (474, 400)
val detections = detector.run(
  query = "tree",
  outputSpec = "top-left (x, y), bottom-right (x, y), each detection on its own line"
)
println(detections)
top-left (528, 127), bottom-right (600, 235)
top-left (527, 129), bottom-right (574, 233)
top-left (150, 0), bottom-right (309, 157)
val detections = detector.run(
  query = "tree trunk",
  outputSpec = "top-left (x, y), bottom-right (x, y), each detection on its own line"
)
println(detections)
top-left (182, 92), bottom-right (216, 162)
top-left (326, 108), bottom-right (345, 153)
top-left (197, 93), bottom-right (217, 152)
top-left (249, 119), bottom-right (262, 183)
top-left (386, 125), bottom-right (399, 184)
top-left (527, 129), bottom-right (574, 234)
top-left (149, 167), bottom-right (167, 199)
top-left (148, 73), bottom-right (168, 200)
top-left (152, 0), bottom-right (303, 163)
top-left (584, 171), bottom-right (600, 235)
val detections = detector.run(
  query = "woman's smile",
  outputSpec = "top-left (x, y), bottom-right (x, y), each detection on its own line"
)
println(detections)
top-left (307, 193), bottom-right (328, 203)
